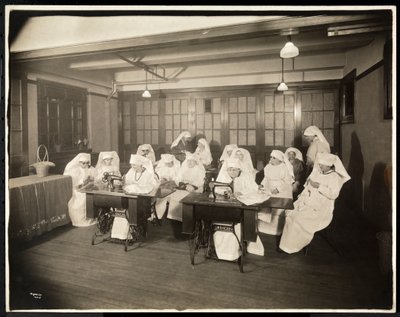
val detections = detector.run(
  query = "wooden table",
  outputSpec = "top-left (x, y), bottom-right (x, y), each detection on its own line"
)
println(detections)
top-left (181, 192), bottom-right (294, 272)
top-left (8, 174), bottom-right (73, 241)
top-left (80, 182), bottom-right (175, 251)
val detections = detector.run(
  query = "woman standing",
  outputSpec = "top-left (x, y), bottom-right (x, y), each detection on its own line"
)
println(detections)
top-left (303, 125), bottom-right (331, 175)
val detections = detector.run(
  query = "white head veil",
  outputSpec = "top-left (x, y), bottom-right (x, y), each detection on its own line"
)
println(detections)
top-left (64, 153), bottom-right (91, 174)
top-left (95, 151), bottom-right (120, 169)
top-left (270, 149), bottom-right (294, 179)
top-left (304, 125), bottom-right (330, 147)
top-left (129, 154), bottom-right (154, 174)
top-left (195, 138), bottom-right (212, 166)
top-left (171, 131), bottom-right (191, 148)
top-left (231, 148), bottom-right (254, 173)
top-left (216, 157), bottom-right (241, 183)
top-left (155, 153), bottom-right (181, 177)
top-left (137, 144), bottom-right (156, 164)
top-left (315, 152), bottom-right (351, 184)
top-left (284, 147), bottom-right (304, 162)
top-left (219, 144), bottom-right (238, 162)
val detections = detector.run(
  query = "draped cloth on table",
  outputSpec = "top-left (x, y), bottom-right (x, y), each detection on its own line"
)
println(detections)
top-left (63, 153), bottom-right (97, 227)
top-left (9, 175), bottom-right (72, 241)
top-left (279, 153), bottom-right (351, 253)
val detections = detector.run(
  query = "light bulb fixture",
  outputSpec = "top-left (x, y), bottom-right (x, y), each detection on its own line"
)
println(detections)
top-left (280, 35), bottom-right (299, 59)
top-left (277, 58), bottom-right (288, 91)
top-left (142, 69), bottom-right (151, 98)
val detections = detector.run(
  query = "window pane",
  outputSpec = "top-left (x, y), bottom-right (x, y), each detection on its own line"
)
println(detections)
top-left (123, 101), bottom-right (130, 114)
top-left (173, 115), bottom-right (181, 130)
top-left (151, 131), bottom-right (158, 144)
top-left (265, 130), bottom-right (274, 146)
top-left (10, 106), bottom-right (21, 130)
top-left (144, 116), bottom-right (151, 130)
top-left (212, 98), bottom-right (221, 113)
top-left (238, 130), bottom-right (247, 145)
top-left (196, 114), bottom-right (204, 130)
top-left (166, 130), bottom-right (172, 144)
top-left (248, 97), bottom-right (256, 112)
top-left (229, 114), bottom-right (238, 129)
top-left (275, 95), bottom-right (284, 112)
top-left (301, 94), bottom-right (312, 111)
top-left (285, 130), bottom-right (294, 147)
top-left (229, 97), bottom-right (238, 112)
top-left (136, 101), bottom-right (144, 115)
top-left (230, 130), bottom-right (237, 144)
top-left (265, 113), bottom-right (274, 128)
top-left (123, 115), bottom-right (130, 129)
top-left (213, 114), bottom-right (221, 129)
top-left (10, 131), bottom-right (22, 155)
top-left (204, 113), bottom-right (212, 129)
top-left (248, 130), bottom-right (256, 145)
top-left (165, 100), bottom-right (173, 114)
top-left (124, 130), bottom-right (131, 144)
top-left (265, 95), bottom-right (274, 112)
top-left (312, 94), bottom-right (323, 111)
top-left (302, 112), bottom-right (313, 130)
top-left (248, 113), bottom-right (256, 129)
top-left (312, 112), bottom-right (323, 128)
top-left (275, 130), bottom-right (284, 146)
top-left (323, 93), bottom-right (335, 110)
top-left (324, 129), bottom-right (334, 146)
top-left (213, 130), bottom-right (221, 144)
top-left (238, 114), bottom-right (247, 129)
top-left (204, 130), bottom-right (212, 141)
top-left (181, 100), bottom-right (188, 113)
top-left (143, 101), bottom-right (151, 115)
top-left (323, 111), bottom-right (335, 129)
top-left (284, 95), bottom-right (295, 112)
top-left (144, 130), bottom-right (151, 144)
top-left (165, 115), bottom-right (172, 129)
top-left (173, 100), bottom-right (181, 114)
top-left (136, 116), bottom-right (144, 129)
top-left (285, 113), bottom-right (294, 130)
top-left (151, 116), bottom-right (158, 130)
top-left (275, 113), bottom-right (284, 129)
top-left (196, 99), bottom-right (204, 114)
top-left (11, 78), bottom-right (21, 104)
top-left (181, 115), bottom-right (188, 130)
top-left (151, 101), bottom-right (158, 115)
top-left (137, 130), bottom-right (144, 144)
top-left (49, 102), bottom-right (58, 118)
top-left (238, 97), bottom-right (247, 112)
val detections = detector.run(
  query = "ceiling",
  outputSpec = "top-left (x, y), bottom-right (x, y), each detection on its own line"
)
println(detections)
top-left (9, 11), bottom-right (392, 91)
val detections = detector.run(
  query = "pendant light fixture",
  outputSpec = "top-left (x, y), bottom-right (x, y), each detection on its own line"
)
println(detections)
top-left (280, 35), bottom-right (299, 59)
top-left (142, 69), bottom-right (151, 98)
top-left (277, 58), bottom-right (288, 91)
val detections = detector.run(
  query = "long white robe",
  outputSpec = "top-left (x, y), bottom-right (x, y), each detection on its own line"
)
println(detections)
top-left (258, 163), bottom-right (293, 236)
top-left (64, 166), bottom-right (97, 227)
top-left (306, 138), bottom-right (331, 168)
top-left (166, 161), bottom-right (205, 222)
top-left (279, 170), bottom-right (343, 253)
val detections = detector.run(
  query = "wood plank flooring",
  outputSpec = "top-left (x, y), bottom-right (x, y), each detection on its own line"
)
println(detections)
top-left (8, 217), bottom-right (393, 311)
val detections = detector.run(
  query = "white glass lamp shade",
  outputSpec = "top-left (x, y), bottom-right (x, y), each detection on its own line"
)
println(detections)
top-left (142, 89), bottom-right (151, 98)
top-left (280, 41), bottom-right (299, 58)
top-left (277, 82), bottom-right (288, 91)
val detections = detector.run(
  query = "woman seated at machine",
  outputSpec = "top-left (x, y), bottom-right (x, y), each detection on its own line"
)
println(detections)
top-left (166, 153), bottom-right (205, 222)
top-left (136, 144), bottom-right (156, 165)
top-left (278, 153), bottom-right (350, 254)
top-left (94, 151), bottom-right (121, 183)
top-left (124, 154), bottom-right (159, 194)
top-left (212, 157), bottom-right (265, 260)
top-left (63, 153), bottom-right (97, 227)
top-left (230, 147), bottom-right (258, 179)
top-left (258, 150), bottom-right (294, 236)
top-left (194, 138), bottom-right (213, 167)
top-left (284, 147), bottom-right (306, 199)
top-left (154, 154), bottom-right (181, 220)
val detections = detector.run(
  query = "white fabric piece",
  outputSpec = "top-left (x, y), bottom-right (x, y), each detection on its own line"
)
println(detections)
top-left (213, 223), bottom-right (242, 261)
top-left (171, 131), bottom-right (191, 149)
top-left (246, 235), bottom-right (265, 256)
top-left (111, 215), bottom-right (132, 240)
top-left (194, 138), bottom-right (213, 166)
top-left (235, 192), bottom-right (270, 206)
top-left (261, 163), bottom-right (294, 198)
top-left (155, 153), bottom-right (181, 182)
top-left (166, 190), bottom-right (191, 221)
top-left (257, 208), bottom-right (286, 236)
top-left (137, 144), bottom-right (156, 164)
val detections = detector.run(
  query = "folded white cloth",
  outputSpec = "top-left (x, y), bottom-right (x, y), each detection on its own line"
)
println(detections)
top-left (236, 192), bottom-right (270, 206)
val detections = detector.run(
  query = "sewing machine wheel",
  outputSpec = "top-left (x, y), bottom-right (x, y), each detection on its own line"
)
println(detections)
top-left (97, 208), bottom-right (113, 234)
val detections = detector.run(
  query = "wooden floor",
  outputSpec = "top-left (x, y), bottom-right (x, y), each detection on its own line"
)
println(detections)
top-left (8, 213), bottom-right (393, 311)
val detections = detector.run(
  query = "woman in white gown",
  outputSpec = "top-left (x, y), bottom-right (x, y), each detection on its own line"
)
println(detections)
top-left (170, 131), bottom-right (193, 163)
top-left (212, 158), bottom-right (265, 260)
top-left (194, 138), bottom-right (213, 167)
top-left (231, 147), bottom-right (258, 179)
top-left (94, 151), bottom-right (121, 183)
top-left (303, 125), bottom-right (331, 174)
top-left (258, 150), bottom-right (294, 236)
top-left (279, 153), bottom-right (351, 253)
top-left (136, 144), bottom-right (156, 165)
top-left (111, 154), bottom-right (159, 240)
top-left (218, 144), bottom-right (238, 170)
top-left (166, 153), bottom-right (205, 222)
top-left (154, 154), bottom-right (181, 219)
top-left (63, 153), bottom-right (97, 227)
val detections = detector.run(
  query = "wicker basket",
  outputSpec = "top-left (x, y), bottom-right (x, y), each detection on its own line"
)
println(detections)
top-left (30, 144), bottom-right (55, 177)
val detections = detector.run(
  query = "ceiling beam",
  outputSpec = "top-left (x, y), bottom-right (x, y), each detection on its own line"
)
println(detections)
top-left (10, 14), bottom-right (386, 61)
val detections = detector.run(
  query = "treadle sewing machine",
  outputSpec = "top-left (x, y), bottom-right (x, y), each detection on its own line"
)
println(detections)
top-left (208, 181), bottom-right (234, 201)
top-left (102, 172), bottom-right (124, 190)
top-left (79, 181), bottom-right (175, 251)
top-left (180, 189), bottom-right (294, 273)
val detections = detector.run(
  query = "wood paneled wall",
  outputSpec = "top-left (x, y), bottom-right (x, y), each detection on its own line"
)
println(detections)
top-left (119, 82), bottom-right (340, 167)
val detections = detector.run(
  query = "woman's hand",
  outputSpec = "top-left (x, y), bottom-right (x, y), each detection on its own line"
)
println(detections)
top-left (234, 192), bottom-right (242, 197)
top-left (309, 180), bottom-right (320, 188)
top-left (186, 184), bottom-right (195, 192)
